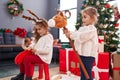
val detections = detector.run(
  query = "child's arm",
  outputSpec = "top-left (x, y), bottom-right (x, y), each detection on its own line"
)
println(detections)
top-left (31, 36), bottom-right (53, 55)
top-left (21, 45), bottom-right (28, 50)
top-left (21, 44), bottom-right (32, 50)
top-left (70, 26), bottom-right (97, 43)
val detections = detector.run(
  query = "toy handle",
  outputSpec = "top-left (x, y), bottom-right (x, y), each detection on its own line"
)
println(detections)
top-left (63, 27), bottom-right (90, 80)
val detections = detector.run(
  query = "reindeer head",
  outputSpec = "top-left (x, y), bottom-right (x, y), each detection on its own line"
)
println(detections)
top-left (48, 11), bottom-right (68, 28)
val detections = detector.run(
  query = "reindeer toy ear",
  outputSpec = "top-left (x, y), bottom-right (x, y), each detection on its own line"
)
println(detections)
top-left (48, 10), bottom-right (67, 28)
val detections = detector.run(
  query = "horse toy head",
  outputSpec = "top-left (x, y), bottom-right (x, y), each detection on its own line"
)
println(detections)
top-left (48, 10), bottom-right (71, 28)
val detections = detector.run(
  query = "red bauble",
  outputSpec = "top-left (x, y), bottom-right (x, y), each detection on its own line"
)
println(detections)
top-left (114, 23), bottom-right (119, 27)
top-left (105, 3), bottom-right (110, 8)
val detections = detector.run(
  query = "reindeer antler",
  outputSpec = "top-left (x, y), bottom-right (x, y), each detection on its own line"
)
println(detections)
top-left (22, 15), bottom-right (36, 22)
top-left (27, 9), bottom-right (40, 20)
top-left (22, 9), bottom-right (41, 23)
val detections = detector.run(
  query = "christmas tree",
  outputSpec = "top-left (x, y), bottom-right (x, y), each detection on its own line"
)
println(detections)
top-left (76, 0), bottom-right (119, 52)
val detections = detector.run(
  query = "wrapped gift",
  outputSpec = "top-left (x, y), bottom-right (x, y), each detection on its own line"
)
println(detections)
top-left (0, 32), bottom-right (4, 44)
top-left (112, 54), bottom-right (120, 67)
top-left (98, 36), bottom-right (104, 52)
top-left (59, 48), bottom-right (78, 74)
top-left (92, 64), bottom-right (109, 80)
top-left (4, 32), bottom-right (15, 44)
top-left (92, 52), bottom-right (109, 80)
top-left (97, 52), bottom-right (109, 69)
top-left (68, 50), bottom-right (80, 76)
top-left (59, 48), bottom-right (72, 73)
top-left (113, 68), bottom-right (120, 80)
top-left (112, 54), bottom-right (120, 80)
top-left (15, 36), bottom-right (25, 45)
top-left (99, 72), bottom-right (109, 80)
top-left (59, 49), bottom-right (67, 73)
top-left (61, 44), bottom-right (71, 49)
top-left (97, 52), bottom-right (109, 80)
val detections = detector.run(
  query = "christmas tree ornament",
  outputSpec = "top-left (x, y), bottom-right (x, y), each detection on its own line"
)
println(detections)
top-left (96, 1), bottom-right (100, 6)
top-left (117, 43), bottom-right (120, 54)
top-left (99, 24), bottom-right (104, 28)
top-left (105, 3), bottom-right (111, 8)
top-left (86, 0), bottom-right (89, 3)
top-left (104, 24), bottom-right (108, 28)
top-left (101, 7), bottom-right (105, 11)
top-left (114, 23), bottom-right (119, 27)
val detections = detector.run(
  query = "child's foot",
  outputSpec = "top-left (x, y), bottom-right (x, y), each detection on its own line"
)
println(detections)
top-left (11, 73), bottom-right (24, 80)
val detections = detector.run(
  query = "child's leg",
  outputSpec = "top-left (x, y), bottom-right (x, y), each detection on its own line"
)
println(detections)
top-left (44, 63), bottom-right (49, 80)
top-left (38, 64), bottom-right (44, 79)
top-left (38, 64), bottom-right (49, 80)
top-left (80, 56), bottom-right (95, 80)
top-left (19, 63), bottom-right (25, 74)
top-left (23, 54), bottom-right (45, 78)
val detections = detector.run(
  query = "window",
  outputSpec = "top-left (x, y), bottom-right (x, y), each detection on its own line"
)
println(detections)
top-left (59, 0), bottom-right (77, 42)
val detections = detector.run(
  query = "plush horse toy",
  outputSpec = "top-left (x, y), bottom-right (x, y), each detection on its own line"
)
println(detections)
top-left (48, 10), bottom-right (90, 80)
top-left (48, 10), bottom-right (67, 28)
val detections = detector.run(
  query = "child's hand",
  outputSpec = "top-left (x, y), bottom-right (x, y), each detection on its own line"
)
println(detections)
top-left (31, 48), bottom-right (37, 53)
top-left (63, 28), bottom-right (70, 38)
top-left (27, 47), bottom-right (32, 50)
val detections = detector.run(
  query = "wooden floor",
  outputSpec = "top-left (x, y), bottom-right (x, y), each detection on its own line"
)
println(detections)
top-left (0, 67), bottom-right (59, 80)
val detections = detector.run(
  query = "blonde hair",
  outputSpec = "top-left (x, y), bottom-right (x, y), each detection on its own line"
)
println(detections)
top-left (81, 6), bottom-right (98, 25)
top-left (33, 19), bottom-right (49, 43)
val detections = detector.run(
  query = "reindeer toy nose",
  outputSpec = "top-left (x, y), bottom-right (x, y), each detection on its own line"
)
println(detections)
top-left (48, 19), bottom-right (56, 27)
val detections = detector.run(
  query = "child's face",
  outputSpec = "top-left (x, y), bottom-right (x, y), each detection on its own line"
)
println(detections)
top-left (82, 12), bottom-right (93, 26)
top-left (35, 25), bottom-right (48, 36)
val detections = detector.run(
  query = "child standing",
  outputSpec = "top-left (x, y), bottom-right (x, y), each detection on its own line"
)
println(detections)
top-left (63, 7), bottom-right (99, 80)
top-left (11, 19), bottom-right (53, 80)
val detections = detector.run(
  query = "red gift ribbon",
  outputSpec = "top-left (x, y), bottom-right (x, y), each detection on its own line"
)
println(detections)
top-left (113, 67), bottom-right (120, 70)
top-left (98, 39), bottom-right (104, 43)
top-left (113, 67), bottom-right (120, 75)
